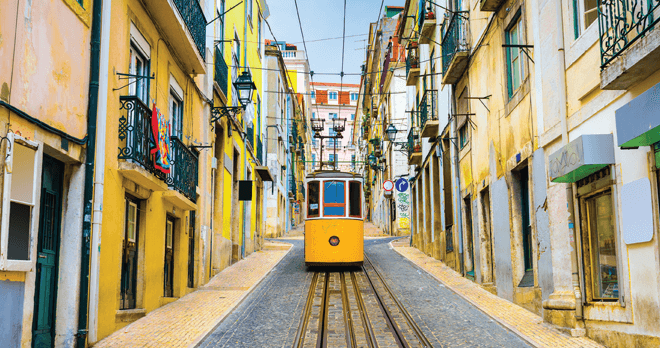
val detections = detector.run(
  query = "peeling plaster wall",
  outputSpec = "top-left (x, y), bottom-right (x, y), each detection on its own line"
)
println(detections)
top-left (532, 149), bottom-right (553, 301)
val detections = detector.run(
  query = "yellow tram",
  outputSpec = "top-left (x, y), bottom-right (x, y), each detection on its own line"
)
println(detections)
top-left (304, 171), bottom-right (364, 267)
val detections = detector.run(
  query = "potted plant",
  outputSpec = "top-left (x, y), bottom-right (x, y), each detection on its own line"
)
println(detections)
top-left (413, 144), bottom-right (422, 152)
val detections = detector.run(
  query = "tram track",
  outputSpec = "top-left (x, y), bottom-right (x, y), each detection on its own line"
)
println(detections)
top-left (294, 258), bottom-right (431, 348)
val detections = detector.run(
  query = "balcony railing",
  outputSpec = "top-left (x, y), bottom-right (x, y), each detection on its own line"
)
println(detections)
top-left (407, 129), bottom-right (420, 157)
top-left (380, 54), bottom-right (390, 93)
top-left (441, 12), bottom-right (470, 76)
top-left (172, 0), bottom-right (206, 59)
top-left (118, 96), bottom-right (198, 203)
top-left (419, 89), bottom-right (438, 129)
top-left (598, 0), bottom-right (660, 67)
top-left (214, 47), bottom-right (229, 96)
top-left (169, 137), bottom-right (198, 202)
top-left (406, 44), bottom-right (420, 77)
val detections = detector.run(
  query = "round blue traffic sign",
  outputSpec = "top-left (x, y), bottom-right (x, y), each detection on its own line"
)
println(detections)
top-left (395, 178), bottom-right (409, 192)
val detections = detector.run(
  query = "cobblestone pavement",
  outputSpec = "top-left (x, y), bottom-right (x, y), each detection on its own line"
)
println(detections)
top-left (198, 239), bottom-right (310, 348)
top-left (390, 237), bottom-right (604, 348)
top-left (200, 236), bottom-right (543, 347)
top-left (93, 241), bottom-right (291, 348)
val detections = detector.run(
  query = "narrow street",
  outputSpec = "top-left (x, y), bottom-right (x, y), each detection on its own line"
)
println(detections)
top-left (198, 235), bottom-right (531, 348)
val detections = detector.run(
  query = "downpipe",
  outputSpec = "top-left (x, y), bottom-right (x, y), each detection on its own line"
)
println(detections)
top-left (77, 0), bottom-right (110, 346)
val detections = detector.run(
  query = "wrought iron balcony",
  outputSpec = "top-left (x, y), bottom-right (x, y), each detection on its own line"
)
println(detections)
top-left (441, 12), bottom-right (470, 85)
top-left (419, 89), bottom-right (439, 137)
top-left (168, 136), bottom-right (199, 202)
top-left (407, 128), bottom-right (422, 165)
top-left (172, 0), bottom-right (206, 59)
top-left (118, 96), bottom-right (198, 203)
top-left (214, 47), bottom-right (229, 96)
top-left (599, 0), bottom-right (660, 68)
top-left (418, 2), bottom-right (437, 44)
top-left (406, 43), bottom-right (420, 86)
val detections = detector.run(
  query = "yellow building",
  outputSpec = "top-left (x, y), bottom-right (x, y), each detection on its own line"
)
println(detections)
top-left (86, 0), bottom-right (271, 344)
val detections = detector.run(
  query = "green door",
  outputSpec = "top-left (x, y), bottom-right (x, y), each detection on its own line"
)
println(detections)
top-left (32, 156), bottom-right (63, 348)
top-left (164, 217), bottom-right (175, 297)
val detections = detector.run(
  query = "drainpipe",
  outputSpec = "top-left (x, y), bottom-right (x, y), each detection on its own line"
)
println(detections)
top-left (77, 0), bottom-right (110, 346)
top-left (555, 0), bottom-right (584, 322)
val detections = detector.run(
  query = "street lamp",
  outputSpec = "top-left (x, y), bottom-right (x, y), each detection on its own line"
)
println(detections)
top-left (385, 123), bottom-right (397, 142)
top-left (233, 71), bottom-right (257, 107)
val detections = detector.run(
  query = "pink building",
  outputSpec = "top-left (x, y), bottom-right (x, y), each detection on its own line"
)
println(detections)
top-left (310, 82), bottom-right (360, 172)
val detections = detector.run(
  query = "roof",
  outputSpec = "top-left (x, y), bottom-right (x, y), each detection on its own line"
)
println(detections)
top-left (306, 170), bottom-right (363, 179)
top-left (311, 82), bottom-right (360, 88)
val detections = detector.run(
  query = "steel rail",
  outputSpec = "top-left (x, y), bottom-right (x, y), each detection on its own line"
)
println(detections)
top-left (361, 263), bottom-right (407, 347)
top-left (293, 272), bottom-right (320, 348)
top-left (350, 272), bottom-right (378, 348)
top-left (340, 273), bottom-right (358, 348)
top-left (317, 272), bottom-right (330, 348)
top-left (364, 255), bottom-right (433, 347)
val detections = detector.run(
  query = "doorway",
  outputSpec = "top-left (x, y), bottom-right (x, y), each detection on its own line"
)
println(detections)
top-left (32, 155), bottom-right (64, 348)
top-left (120, 196), bottom-right (140, 309)
top-left (164, 216), bottom-right (175, 297)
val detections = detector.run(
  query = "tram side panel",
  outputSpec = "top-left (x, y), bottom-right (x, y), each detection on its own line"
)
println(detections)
top-left (305, 219), bottom-right (364, 266)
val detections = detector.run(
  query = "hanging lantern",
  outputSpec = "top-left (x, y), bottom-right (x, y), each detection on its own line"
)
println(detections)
top-left (385, 123), bottom-right (397, 142)
top-left (233, 71), bottom-right (257, 107)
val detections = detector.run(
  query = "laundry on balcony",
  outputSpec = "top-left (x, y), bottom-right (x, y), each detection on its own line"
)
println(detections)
top-left (150, 104), bottom-right (171, 174)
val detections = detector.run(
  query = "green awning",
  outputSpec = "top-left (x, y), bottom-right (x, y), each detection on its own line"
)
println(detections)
top-left (548, 134), bottom-right (615, 183)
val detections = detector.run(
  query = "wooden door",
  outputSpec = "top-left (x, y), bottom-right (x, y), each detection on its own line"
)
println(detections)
top-left (32, 156), bottom-right (63, 348)
top-left (120, 198), bottom-right (139, 309)
top-left (164, 217), bottom-right (175, 297)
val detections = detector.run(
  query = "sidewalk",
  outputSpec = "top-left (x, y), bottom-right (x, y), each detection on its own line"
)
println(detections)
top-left (93, 241), bottom-right (292, 348)
top-left (390, 237), bottom-right (603, 348)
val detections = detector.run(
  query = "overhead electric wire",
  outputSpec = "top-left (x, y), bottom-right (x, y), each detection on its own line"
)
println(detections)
top-left (292, 0), bottom-right (322, 126)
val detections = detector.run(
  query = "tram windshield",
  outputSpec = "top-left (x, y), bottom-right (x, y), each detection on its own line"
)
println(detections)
top-left (323, 181), bottom-right (346, 216)
top-left (349, 181), bottom-right (362, 218)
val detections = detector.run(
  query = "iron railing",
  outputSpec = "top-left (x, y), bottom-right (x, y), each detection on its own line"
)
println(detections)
top-left (598, 0), bottom-right (660, 67)
top-left (214, 47), bottom-right (229, 96)
top-left (118, 96), bottom-right (198, 203)
top-left (172, 0), bottom-right (207, 59)
top-left (419, 89), bottom-right (438, 129)
top-left (441, 12), bottom-right (470, 75)
top-left (169, 137), bottom-right (198, 202)
top-left (118, 96), bottom-right (167, 182)
top-left (406, 44), bottom-right (419, 77)
top-left (407, 128), bottom-right (420, 158)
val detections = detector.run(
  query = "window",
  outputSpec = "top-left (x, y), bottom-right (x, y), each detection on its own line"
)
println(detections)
top-left (573, 0), bottom-right (598, 38)
top-left (323, 181), bottom-right (346, 216)
top-left (312, 112), bottom-right (316, 119)
top-left (308, 181), bottom-right (320, 217)
top-left (1, 134), bottom-right (40, 270)
top-left (217, 1), bottom-right (225, 53)
top-left (584, 189), bottom-right (618, 300)
top-left (459, 124), bottom-right (468, 148)
top-left (329, 154), bottom-right (337, 164)
top-left (129, 44), bottom-right (150, 104)
top-left (247, 0), bottom-right (253, 27)
top-left (312, 153), bottom-right (317, 167)
top-left (311, 91), bottom-right (316, 100)
top-left (351, 155), bottom-right (356, 170)
top-left (350, 93), bottom-right (358, 101)
top-left (170, 90), bottom-right (183, 138)
top-left (349, 181), bottom-right (362, 217)
top-left (329, 113), bottom-right (338, 119)
top-left (329, 92), bottom-right (338, 100)
top-left (257, 12), bottom-right (262, 56)
top-left (505, 13), bottom-right (525, 99)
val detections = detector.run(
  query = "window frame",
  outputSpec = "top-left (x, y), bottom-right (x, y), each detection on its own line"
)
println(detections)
top-left (573, 0), bottom-right (599, 39)
top-left (322, 180), bottom-right (347, 217)
top-left (348, 181), bottom-right (362, 218)
top-left (329, 92), bottom-right (338, 100)
top-left (0, 133), bottom-right (42, 271)
top-left (505, 12), bottom-right (526, 100)
top-left (458, 123), bottom-right (468, 149)
top-left (307, 181), bottom-right (320, 218)
top-left (169, 89), bottom-right (184, 139)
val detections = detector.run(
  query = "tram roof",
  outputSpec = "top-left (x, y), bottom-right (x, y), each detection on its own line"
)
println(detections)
top-left (305, 170), bottom-right (363, 180)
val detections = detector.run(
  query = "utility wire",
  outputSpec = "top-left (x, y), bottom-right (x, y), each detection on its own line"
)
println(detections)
top-left (292, 0), bottom-right (322, 131)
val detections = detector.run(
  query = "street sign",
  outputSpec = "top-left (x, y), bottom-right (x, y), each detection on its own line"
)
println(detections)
top-left (383, 180), bottom-right (394, 191)
top-left (395, 178), bottom-right (409, 192)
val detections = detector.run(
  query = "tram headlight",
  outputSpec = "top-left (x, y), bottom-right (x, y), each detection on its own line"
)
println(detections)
top-left (329, 236), bottom-right (340, 246)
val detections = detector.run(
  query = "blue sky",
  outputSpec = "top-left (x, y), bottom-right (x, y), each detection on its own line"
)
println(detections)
top-left (265, 0), bottom-right (404, 85)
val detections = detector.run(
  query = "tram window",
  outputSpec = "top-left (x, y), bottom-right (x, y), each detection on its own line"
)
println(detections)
top-left (349, 181), bottom-right (361, 218)
top-left (323, 181), bottom-right (346, 216)
top-left (308, 181), bottom-right (320, 217)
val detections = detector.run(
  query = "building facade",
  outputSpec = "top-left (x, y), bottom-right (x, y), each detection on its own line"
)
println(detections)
top-left (369, 0), bottom-right (660, 346)
top-left (310, 82), bottom-right (359, 172)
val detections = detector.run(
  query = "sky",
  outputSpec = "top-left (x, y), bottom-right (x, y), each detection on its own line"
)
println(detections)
top-left (264, 0), bottom-right (405, 85)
